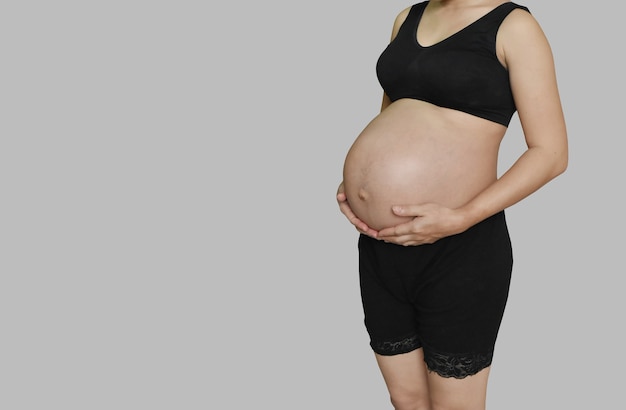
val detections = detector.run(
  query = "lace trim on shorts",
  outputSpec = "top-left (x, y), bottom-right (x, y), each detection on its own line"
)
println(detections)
top-left (371, 334), bottom-right (422, 356)
top-left (424, 349), bottom-right (493, 379)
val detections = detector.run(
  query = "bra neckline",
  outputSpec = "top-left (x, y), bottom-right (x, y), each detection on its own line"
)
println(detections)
top-left (414, 1), bottom-right (512, 48)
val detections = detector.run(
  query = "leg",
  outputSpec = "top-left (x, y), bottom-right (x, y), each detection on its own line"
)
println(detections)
top-left (414, 212), bottom-right (512, 409)
top-left (357, 228), bottom-right (508, 410)
top-left (427, 366), bottom-right (490, 410)
top-left (359, 235), bottom-right (429, 408)
top-left (375, 348), bottom-right (431, 410)
top-left (374, 350), bottom-right (492, 410)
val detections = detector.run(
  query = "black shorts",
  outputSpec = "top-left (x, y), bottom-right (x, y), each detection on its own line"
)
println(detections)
top-left (358, 211), bottom-right (513, 378)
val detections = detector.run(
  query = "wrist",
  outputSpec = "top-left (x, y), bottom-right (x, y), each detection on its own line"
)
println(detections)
top-left (455, 204), bottom-right (489, 231)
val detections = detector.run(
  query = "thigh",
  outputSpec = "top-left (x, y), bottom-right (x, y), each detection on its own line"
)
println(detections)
top-left (428, 366), bottom-right (491, 410)
top-left (359, 234), bottom-right (423, 355)
top-left (375, 349), bottom-right (431, 407)
top-left (415, 211), bottom-right (513, 377)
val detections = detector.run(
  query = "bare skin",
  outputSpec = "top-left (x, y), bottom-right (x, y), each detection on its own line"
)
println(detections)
top-left (337, 0), bottom-right (568, 408)
top-left (375, 349), bottom-right (491, 410)
top-left (338, 0), bottom-right (568, 245)
top-left (342, 98), bottom-right (504, 231)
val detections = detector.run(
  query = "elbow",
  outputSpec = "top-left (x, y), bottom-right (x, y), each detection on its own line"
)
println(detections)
top-left (551, 148), bottom-right (569, 178)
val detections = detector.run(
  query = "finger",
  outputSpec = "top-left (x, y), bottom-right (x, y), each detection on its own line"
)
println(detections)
top-left (380, 234), bottom-right (414, 245)
top-left (338, 201), bottom-right (356, 219)
top-left (338, 203), bottom-right (368, 231)
top-left (377, 227), bottom-right (394, 237)
top-left (348, 215), bottom-right (378, 237)
top-left (363, 226), bottom-right (379, 238)
top-left (383, 235), bottom-right (426, 246)
top-left (352, 218), bottom-right (373, 234)
top-left (378, 222), bottom-right (412, 238)
top-left (336, 194), bottom-right (379, 237)
top-left (392, 204), bottom-right (425, 217)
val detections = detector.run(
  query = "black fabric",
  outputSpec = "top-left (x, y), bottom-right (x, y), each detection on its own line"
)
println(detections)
top-left (376, 1), bottom-right (530, 126)
top-left (358, 211), bottom-right (513, 378)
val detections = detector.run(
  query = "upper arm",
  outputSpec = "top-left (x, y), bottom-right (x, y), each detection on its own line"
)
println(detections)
top-left (390, 6), bottom-right (411, 42)
top-left (381, 7), bottom-right (412, 111)
top-left (499, 10), bottom-right (568, 156)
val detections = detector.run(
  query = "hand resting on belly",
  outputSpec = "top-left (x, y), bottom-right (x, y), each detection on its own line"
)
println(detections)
top-left (341, 99), bottom-right (504, 232)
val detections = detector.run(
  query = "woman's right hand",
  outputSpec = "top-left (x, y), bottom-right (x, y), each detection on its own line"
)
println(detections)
top-left (336, 181), bottom-right (379, 238)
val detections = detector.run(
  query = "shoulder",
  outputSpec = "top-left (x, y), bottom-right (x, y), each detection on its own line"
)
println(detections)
top-left (497, 4), bottom-right (555, 71)
top-left (392, 5), bottom-right (413, 28)
top-left (498, 3), bottom-right (549, 54)
top-left (499, 4), bottom-right (542, 40)
top-left (396, 1), bottom-right (426, 20)
top-left (389, 3), bottom-right (419, 40)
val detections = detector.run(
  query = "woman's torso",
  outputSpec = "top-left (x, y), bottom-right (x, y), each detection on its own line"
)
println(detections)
top-left (343, 99), bottom-right (505, 230)
top-left (342, 2), bottom-right (526, 230)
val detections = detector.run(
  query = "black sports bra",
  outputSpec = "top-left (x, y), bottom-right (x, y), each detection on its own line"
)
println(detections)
top-left (376, 1), bottom-right (530, 126)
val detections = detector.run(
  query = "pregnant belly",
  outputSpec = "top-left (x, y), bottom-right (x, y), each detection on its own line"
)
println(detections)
top-left (341, 100), bottom-right (503, 231)
top-left (343, 146), bottom-right (436, 231)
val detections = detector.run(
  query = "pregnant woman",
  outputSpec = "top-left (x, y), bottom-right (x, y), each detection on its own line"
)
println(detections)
top-left (336, 1), bottom-right (568, 409)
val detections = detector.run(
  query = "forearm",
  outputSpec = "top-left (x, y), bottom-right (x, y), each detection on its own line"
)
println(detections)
top-left (458, 145), bottom-right (568, 227)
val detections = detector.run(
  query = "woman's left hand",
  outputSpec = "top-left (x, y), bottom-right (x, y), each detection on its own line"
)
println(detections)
top-left (377, 203), bottom-right (468, 246)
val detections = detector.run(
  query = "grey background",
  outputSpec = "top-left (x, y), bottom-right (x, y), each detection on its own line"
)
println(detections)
top-left (1, 1), bottom-right (623, 409)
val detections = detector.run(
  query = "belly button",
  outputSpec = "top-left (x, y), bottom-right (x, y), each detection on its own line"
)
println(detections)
top-left (358, 188), bottom-right (369, 201)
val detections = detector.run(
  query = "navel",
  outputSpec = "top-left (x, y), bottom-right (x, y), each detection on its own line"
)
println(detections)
top-left (358, 188), bottom-right (370, 201)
